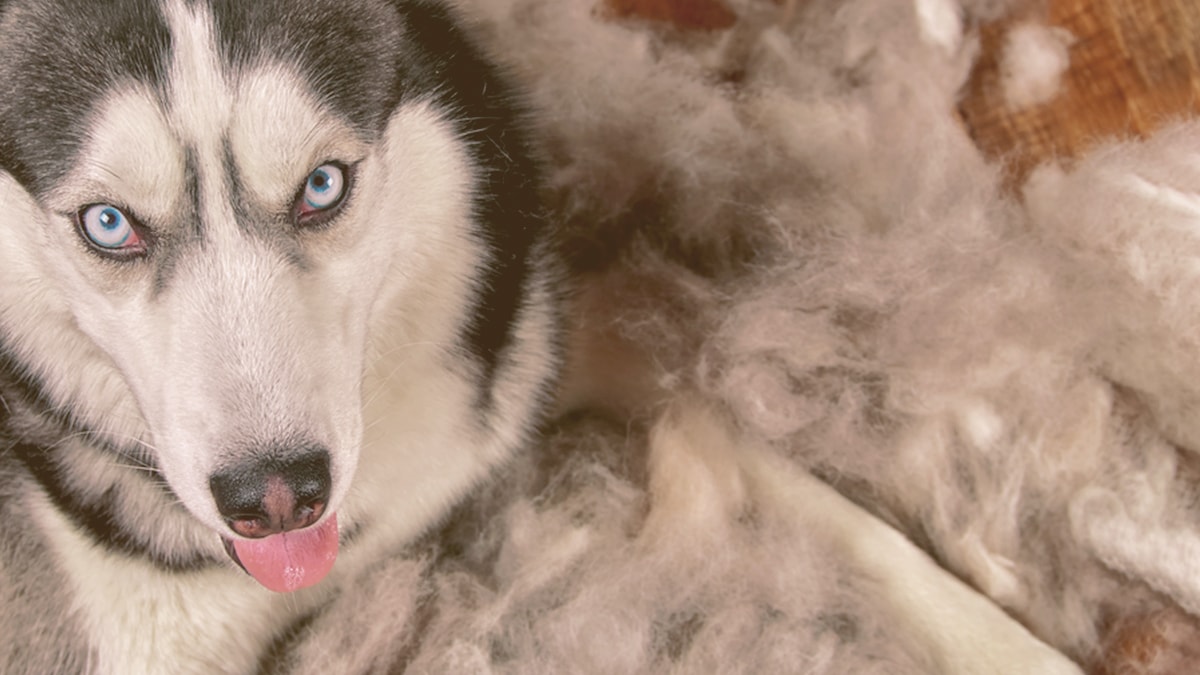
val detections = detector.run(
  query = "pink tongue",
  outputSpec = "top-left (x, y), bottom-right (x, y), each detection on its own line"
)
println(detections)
top-left (233, 513), bottom-right (339, 593)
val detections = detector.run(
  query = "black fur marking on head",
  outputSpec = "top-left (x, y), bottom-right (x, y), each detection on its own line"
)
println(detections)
top-left (0, 0), bottom-right (173, 196)
top-left (208, 0), bottom-right (406, 137)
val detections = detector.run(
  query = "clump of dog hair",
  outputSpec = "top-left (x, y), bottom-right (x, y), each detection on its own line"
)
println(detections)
top-left (295, 0), bottom-right (1200, 670)
top-left (999, 22), bottom-right (1074, 108)
top-left (405, 412), bottom-right (932, 674)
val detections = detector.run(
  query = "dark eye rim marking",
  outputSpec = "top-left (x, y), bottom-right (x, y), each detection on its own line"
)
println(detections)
top-left (74, 203), bottom-right (151, 260)
top-left (293, 161), bottom-right (353, 229)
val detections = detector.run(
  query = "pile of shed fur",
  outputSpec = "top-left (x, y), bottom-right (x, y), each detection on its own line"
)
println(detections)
top-left (292, 0), bottom-right (1200, 671)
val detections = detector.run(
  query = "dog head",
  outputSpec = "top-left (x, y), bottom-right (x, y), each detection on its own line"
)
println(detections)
top-left (0, 0), bottom-right (551, 592)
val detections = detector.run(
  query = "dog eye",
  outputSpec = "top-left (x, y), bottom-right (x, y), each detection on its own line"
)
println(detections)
top-left (295, 163), bottom-right (349, 225)
top-left (77, 204), bottom-right (145, 255)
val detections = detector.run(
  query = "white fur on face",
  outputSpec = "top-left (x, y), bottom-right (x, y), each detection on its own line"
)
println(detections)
top-left (229, 67), bottom-right (369, 207)
top-left (161, 0), bottom-right (232, 154)
top-left (44, 87), bottom-right (186, 228)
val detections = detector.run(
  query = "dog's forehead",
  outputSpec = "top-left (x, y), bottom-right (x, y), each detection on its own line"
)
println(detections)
top-left (206, 0), bottom-right (405, 133)
top-left (0, 0), bottom-right (405, 197)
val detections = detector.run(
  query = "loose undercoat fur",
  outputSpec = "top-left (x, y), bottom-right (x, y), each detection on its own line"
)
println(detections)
top-left (453, 0), bottom-right (1200, 670)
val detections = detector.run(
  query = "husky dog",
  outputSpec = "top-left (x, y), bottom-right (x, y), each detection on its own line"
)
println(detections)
top-left (0, 0), bottom-right (561, 671)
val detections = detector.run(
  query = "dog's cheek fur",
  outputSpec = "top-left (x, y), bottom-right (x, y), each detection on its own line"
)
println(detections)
top-left (0, 175), bottom-right (151, 449)
top-left (343, 99), bottom-right (534, 545)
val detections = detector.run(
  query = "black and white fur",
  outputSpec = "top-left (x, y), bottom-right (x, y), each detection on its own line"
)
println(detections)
top-left (0, 0), bottom-right (561, 671)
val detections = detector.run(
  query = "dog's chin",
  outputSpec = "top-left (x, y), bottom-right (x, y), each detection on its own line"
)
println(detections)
top-left (220, 513), bottom-right (340, 593)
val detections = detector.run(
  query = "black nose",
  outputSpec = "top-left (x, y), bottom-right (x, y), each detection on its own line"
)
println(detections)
top-left (209, 448), bottom-right (331, 539)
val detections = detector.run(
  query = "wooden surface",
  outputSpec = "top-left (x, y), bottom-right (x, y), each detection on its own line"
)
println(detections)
top-left (959, 0), bottom-right (1200, 186)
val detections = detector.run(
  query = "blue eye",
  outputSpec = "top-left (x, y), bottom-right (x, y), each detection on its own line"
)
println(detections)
top-left (79, 204), bottom-right (143, 252)
top-left (301, 163), bottom-right (347, 214)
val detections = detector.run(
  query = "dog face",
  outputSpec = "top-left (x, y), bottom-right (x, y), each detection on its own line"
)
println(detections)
top-left (0, 0), bottom-right (546, 591)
